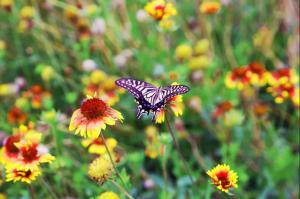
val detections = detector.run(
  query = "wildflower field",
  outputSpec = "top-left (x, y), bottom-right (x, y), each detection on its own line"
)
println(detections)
top-left (0, 0), bottom-right (299, 198)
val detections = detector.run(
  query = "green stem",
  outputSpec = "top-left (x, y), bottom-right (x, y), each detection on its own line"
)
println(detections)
top-left (100, 131), bottom-right (129, 191)
top-left (40, 177), bottom-right (59, 199)
top-left (165, 114), bottom-right (194, 184)
top-left (110, 179), bottom-right (134, 199)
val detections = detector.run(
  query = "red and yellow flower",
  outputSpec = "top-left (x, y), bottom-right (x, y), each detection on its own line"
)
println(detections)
top-left (0, 134), bottom-right (22, 165)
top-left (8, 132), bottom-right (54, 170)
top-left (69, 95), bottom-right (123, 138)
top-left (144, 0), bottom-right (177, 21)
top-left (23, 85), bottom-right (51, 109)
top-left (225, 66), bottom-right (251, 90)
top-left (5, 167), bottom-right (41, 184)
top-left (1, 126), bottom-right (54, 184)
top-left (81, 137), bottom-right (117, 155)
top-left (7, 107), bottom-right (27, 125)
top-left (266, 68), bottom-right (299, 105)
top-left (247, 62), bottom-right (269, 86)
top-left (211, 101), bottom-right (232, 120)
top-left (207, 164), bottom-right (238, 193)
top-left (155, 83), bottom-right (184, 124)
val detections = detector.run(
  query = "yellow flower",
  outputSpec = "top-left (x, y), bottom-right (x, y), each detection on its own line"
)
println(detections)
top-left (159, 19), bottom-right (176, 30)
top-left (20, 6), bottom-right (35, 19)
top-left (175, 44), bottom-right (193, 61)
top-left (223, 109), bottom-right (244, 127)
top-left (97, 191), bottom-right (120, 199)
top-left (41, 66), bottom-right (55, 82)
top-left (0, 84), bottom-right (18, 96)
top-left (0, 0), bottom-right (13, 12)
top-left (69, 96), bottom-right (123, 138)
top-left (188, 56), bottom-right (210, 70)
top-left (88, 154), bottom-right (114, 184)
top-left (64, 6), bottom-right (79, 23)
top-left (0, 193), bottom-right (6, 199)
top-left (90, 70), bottom-right (107, 84)
top-left (5, 167), bottom-right (41, 184)
top-left (199, 1), bottom-right (221, 14)
top-left (0, 40), bottom-right (5, 50)
top-left (144, 0), bottom-right (177, 21)
top-left (291, 87), bottom-right (299, 106)
top-left (207, 164), bottom-right (238, 193)
top-left (86, 4), bottom-right (98, 16)
top-left (194, 39), bottom-right (210, 55)
top-left (81, 137), bottom-right (117, 155)
top-left (253, 26), bottom-right (273, 52)
top-left (155, 83), bottom-right (185, 124)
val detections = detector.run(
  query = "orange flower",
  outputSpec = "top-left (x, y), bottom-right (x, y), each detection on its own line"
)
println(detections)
top-left (199, 1), bottom-right (221, 14)
top-left (7, 107), bottom-right (27, 125)
top-left (207, 164), bottom-right (238, 193)
top-left (225, 66), bottom-right (251, 90)
top-left (6, 167), bottom-right (41, 184)
top-left (211, 101), bottom-right (232, 120)
top-left (23, 85), bottom-right (51, 109)
top-left (69, 96), bottom-right (123, 138)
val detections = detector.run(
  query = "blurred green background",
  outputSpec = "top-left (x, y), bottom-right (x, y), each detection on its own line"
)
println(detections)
top-left (0, 0), bottom-right (299, 198)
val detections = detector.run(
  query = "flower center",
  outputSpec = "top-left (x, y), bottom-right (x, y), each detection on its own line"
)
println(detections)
top-left (80, 98), bottom-right (107, 120)
top-left (233, 67), bottom-right (248, 78)
top-left (216, 170), bottom-right (231, 189)
top-left (21, 145), bottom-right (39, 163)
top-left (14, 169), bottom-right (32, 178)
top-left (5, 135), bottom-right (21, 156)
top-left (154, 5), bottom-right (165, 20)
top-left (92, 138), bottom-right (104, 145)
top-left (249, 62), bottom-right (265, 75)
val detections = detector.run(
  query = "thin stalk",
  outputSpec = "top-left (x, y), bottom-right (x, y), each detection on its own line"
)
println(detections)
top-left (100, 131), bottom-right (128, 191)
top-left (165, 114), bottom-right (194, 184)
top-left (28, 184), bottom-right (36, 199)
top-left (40, 177), bottom-right (59, 199)
top-left (110, 179), bottom-right (134, 199)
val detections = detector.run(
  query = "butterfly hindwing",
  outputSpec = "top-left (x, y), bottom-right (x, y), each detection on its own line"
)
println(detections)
top-left (162, 85), bottom-right (190, 102)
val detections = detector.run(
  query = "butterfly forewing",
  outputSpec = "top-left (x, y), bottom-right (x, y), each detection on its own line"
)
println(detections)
top-left (115, 78), bottom-right (156, 99)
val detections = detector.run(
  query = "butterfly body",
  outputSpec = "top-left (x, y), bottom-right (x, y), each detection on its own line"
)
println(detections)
top-left (115, 78), bottom-right (189, 121)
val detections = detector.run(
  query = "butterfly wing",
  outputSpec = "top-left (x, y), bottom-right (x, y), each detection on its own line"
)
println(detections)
top-left (161, 85), bottom-right (190, 102)
top-left (115, 78), bottom-right (157, 118)
top-left (150, 85), bottom-right (190, 122)
top-left (115, 78), bottom-right (157, 99)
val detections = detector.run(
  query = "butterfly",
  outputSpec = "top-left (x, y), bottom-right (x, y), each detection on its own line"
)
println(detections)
top-left (115, 78), bottom-right (190, 122)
